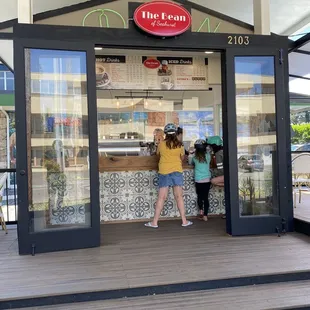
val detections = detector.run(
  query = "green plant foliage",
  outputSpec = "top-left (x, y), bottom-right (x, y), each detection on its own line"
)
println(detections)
top-left (291, 123), bottom-right (310, 144)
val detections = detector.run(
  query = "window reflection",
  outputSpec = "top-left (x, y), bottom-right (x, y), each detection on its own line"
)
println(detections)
top-left (235, 56), bottom-right (278, 216)
top-left (0, 66), bottom-right (14, 91)
top-left (26, 49), bottom-right (91, 232)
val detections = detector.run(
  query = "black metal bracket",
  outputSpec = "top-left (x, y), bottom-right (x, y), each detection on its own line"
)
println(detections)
top-left (276, 219), bottom-right (287, 237)
top-left (279, 49), bottom-right (284, 64)
top-left (281, 218), bottom-right (287, 235)
top-left (31, 244), bottom-right (36, 256)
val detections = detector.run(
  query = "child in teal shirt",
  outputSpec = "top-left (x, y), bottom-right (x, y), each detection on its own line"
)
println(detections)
top-left (188, 139), bottom-right (211, 221)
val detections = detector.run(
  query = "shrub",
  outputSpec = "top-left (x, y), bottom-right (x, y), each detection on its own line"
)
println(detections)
top-left (291, 123), bottom-right (310, 144)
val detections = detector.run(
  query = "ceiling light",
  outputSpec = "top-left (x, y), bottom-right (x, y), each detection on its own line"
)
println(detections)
top-left (204, 51), bottom-right (214, 54)
top-left (95, 47), bottom-right (103, 50)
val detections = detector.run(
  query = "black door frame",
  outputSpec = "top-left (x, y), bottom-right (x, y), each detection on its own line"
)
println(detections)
top-left (13, 22), bottom-right (292, 254)
top-left (14, 38), bottom-right (100, 254)
top-left (225, 47), bottom-right (293, 235)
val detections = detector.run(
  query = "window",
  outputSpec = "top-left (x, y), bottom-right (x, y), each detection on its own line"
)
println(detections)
top-left (30, 79), bottom-right (82, 95)
top-left (0, 70), bottom-right (14, 91)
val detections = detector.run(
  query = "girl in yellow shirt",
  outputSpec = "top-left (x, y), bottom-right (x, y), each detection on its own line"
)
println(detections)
top-left (145, 123), bottom-right (193, 228)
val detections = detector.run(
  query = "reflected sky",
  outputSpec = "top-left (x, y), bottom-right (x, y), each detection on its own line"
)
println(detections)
top-left (30, 49), bottom-right (87, 74)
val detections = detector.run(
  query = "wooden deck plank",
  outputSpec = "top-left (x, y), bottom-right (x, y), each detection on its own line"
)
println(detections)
top-left (294, 191), bottom-right (310, 222)
top-left (18, 281), bottom-right (310, 310)
top-left (2, 219), bottom-right (310, 301)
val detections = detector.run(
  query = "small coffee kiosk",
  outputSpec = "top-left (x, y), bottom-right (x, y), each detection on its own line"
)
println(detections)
top-left (12, 0), bottom-right (293, 254)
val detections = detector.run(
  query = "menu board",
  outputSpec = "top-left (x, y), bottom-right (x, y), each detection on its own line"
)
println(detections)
top-left (96, 55), bottom-right (208, 90)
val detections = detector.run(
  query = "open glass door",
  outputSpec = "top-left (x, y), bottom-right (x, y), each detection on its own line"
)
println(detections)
top-left (225, 47), bottom-right (292, 235)
top-left (15, 40), bottom-right (100, 254)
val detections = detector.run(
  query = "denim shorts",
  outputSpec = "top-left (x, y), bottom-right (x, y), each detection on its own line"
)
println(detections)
top-left (158, 172), bottom-right (184, 188)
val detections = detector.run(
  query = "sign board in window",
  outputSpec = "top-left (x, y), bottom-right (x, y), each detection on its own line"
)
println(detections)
top-left (95, 56), bottom-right (208, 90)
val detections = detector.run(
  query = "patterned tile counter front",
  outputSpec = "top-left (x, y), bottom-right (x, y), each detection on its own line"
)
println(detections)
top-left (100, 169), bottom-right (225, 222)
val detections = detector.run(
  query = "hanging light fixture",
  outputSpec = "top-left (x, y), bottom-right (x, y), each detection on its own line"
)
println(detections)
top-left (145, 98), bottom-right (148, 107)
top-left (159, 100), bottom-right (162, 106)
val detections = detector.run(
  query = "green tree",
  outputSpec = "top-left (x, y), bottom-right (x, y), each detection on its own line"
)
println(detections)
top-left (291, 123), bottom-right (310, 144)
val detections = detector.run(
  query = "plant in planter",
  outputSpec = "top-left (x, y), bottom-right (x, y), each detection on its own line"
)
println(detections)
top-left (239, 177), bottom-right (256, 215)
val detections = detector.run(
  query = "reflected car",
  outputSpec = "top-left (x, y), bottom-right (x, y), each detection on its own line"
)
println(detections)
top-left (295, 143), bottom-right (310, 152)
top-left (291, 144), bottom-right (303, 151)
top-left (238, 154), bottom-right (264, 172)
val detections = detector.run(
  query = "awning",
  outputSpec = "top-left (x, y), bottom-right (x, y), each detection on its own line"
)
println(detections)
top-left (289, 33), bottom-right (310, 97)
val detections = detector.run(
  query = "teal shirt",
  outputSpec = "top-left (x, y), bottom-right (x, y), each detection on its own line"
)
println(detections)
top-left (189, 153), bottom-right (211, 182)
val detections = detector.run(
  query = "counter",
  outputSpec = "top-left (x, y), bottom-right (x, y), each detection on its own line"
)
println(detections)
top-left (99, 155), bottom-right (225, 222)
top-left (99, 155), bottom-right (193, 172)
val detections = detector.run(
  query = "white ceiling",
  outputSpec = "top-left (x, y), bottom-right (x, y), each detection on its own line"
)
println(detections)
top-left (191, 0), bottom-right (310, 34)
top-left (0, 0), bottom-right (86, 23)
top-left (0, 0), bottom-right (310, 35)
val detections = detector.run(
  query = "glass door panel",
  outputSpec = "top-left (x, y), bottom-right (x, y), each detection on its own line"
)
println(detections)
top-left (16, 39), bottom-right (99, 254)
top-left (235, 56), bottom-right (278, 217)
top-left (226, 48), bottom-right (292, 236)
top-left (25, 49), bottom-right (91, 232)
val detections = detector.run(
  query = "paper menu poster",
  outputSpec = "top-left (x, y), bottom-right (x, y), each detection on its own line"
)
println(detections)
top-left (143, 56), bottom-right (208, 90)
top-left (96, 55), bottom-right (144, 89)
top-left (96, 55), bottom-right (208, 90)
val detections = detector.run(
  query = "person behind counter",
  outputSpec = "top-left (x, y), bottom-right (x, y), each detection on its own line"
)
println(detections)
top-left (208, 136), bottom-right (225, 219)
top-left (145, 123), bottom-right (193, 228)
top-left (188, 139), bottom-right (211, 221)
top-left (208, 136), bottom-right (224, 187)
top-left (153, 128), bottom-right (165, 154)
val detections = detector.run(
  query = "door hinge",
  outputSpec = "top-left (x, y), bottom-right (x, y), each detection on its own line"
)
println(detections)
top-left (279, 49), bottom-right (284, 65)
top-left (31, 243), bottom-right (36, 256)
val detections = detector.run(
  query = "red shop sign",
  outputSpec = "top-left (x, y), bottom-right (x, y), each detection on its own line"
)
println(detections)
top-left (134, 1), bottom-right (191, 37)
top-left (143, 58), bottom-right (161, 69)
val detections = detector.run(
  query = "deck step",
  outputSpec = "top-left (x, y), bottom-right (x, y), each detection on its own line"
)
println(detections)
top-left (16, 280), bottom-right (310, 310)
top-left (3, 220), bottom-right (310, 309)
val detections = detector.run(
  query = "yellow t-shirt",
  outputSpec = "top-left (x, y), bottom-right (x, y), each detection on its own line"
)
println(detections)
top-left (157, 142), bottom-right (184, 175)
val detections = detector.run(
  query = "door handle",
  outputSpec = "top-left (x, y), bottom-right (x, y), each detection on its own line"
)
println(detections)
top-left (20, 170), bottom-right (26, 176)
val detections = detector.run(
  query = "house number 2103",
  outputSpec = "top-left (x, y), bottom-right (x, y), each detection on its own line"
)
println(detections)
top-left (228, 35), bottom-right (250, 45)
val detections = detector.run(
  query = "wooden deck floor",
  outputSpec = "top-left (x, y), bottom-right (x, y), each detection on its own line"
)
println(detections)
top-left (2, 219), bottom-right (310, 302)
top-left (294, 191), bottom-right (310, 222)
top-left (19, 281), bottom-right (310, 310)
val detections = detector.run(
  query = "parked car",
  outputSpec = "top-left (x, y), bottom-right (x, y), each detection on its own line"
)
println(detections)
top-left (291, 144), bottom-right (303, 151)
top-left (238, 154), bottom-right (264, 172)
top-left (295, 143), bottom-right (310, 152)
